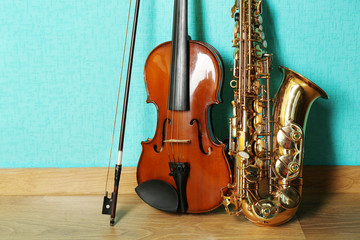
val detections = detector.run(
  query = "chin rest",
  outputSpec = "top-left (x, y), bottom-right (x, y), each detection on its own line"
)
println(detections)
top-left (135, 179), bottom-right (179, 213)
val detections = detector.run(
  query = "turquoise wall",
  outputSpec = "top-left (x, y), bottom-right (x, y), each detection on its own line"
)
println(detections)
top-left (1, 0), bottom-right (358, 168)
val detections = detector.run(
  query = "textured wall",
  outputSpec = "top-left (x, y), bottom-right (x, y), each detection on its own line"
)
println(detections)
top-left (0, 0), bottom-right (358, 168)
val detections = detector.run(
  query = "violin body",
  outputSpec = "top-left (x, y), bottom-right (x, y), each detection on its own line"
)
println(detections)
top-left (137, 40), bottom-right (231, 213)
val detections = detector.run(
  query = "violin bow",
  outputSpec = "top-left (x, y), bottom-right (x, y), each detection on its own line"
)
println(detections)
top-left (102, 0), bottom-right (140, 226)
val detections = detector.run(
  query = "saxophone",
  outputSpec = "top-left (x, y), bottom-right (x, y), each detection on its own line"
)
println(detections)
top-left (221, 0), bottom-right (328, 226)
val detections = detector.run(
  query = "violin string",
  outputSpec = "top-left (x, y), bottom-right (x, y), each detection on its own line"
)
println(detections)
top-left (182, 0), bottom-right (188, 163)
top-left (176, 89), bottom-right (179, 163)
top-left (176, 1), bottom-right (185, 162)
top-left (165, 95), bottom-right (171, 162)
top-left (165, 105), bottom-right (171, 162)
top-left (166, 3), bottom-right (173, 164)
top-left (175, 70), bottom-right (179, 162)
top-left (170, 0), bottom-right (179, 164)
top-left (182, 1), bottom-right (187, 164)
top-left (182, 68), bottom-right (186, 163)
top-left (165, 113), bottom-right (170, 161)
top-left (179, 0), bottom-right (186, 164)
top-left (104, 0), bottom-right (133, 193)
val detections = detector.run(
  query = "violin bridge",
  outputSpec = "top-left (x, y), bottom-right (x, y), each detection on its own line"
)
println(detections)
top-left (164, 139), bottom-right (191, 144)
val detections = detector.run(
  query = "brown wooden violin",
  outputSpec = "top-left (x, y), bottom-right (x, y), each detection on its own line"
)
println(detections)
top-left (135, 0), bottom-right (231, 213)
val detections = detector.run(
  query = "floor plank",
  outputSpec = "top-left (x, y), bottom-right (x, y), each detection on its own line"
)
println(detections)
top-left (0, 194), bottom-right (306, 240)
top-left (1, 166), bottom-right (359, 239)
top-left (298, 193), bottom-right (360, 240)
top-left (1, 166), bottom-right (359, 196)
top-left (1, 193), bottom-right (359, 239)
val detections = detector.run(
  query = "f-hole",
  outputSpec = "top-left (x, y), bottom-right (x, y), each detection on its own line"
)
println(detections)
top-left (190, 119), bottom-right (212, 155)
top-left (154, 118), bottom-right (171, 153)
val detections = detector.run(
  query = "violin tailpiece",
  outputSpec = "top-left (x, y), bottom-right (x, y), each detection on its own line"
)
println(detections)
top-left (169, 162), bottom-right (190, 213)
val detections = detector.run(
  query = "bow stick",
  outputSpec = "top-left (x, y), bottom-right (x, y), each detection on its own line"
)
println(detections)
top-left (102, 0), bottom-right (140, 226)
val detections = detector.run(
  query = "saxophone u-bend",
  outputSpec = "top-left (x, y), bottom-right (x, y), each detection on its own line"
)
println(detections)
top-left (221, 0), bottom-right (328, 226)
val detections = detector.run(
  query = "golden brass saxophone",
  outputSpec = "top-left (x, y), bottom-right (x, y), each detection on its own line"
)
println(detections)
top-left (221, 0), bottom-right (328, 226)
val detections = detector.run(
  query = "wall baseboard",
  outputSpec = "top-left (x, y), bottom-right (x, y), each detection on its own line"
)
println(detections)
top-left (0, 166), bottom-right (358, 195)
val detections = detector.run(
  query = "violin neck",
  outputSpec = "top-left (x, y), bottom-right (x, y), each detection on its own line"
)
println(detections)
top-left (168, 0), bottom-right (190, 111)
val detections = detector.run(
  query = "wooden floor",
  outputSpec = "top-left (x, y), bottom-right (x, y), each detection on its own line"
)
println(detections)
top-left (1, 193), bottom-right (360, 239)
top-left (1, 167), bottom-right (359, 239)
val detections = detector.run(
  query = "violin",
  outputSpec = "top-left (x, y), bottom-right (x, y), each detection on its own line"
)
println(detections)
top-left (136, 0), bottom-right (231, 213)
